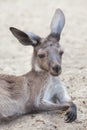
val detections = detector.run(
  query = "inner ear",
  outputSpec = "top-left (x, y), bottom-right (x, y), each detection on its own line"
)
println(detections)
top-left (10, 27), bottom-right (41, 46)
top-left (27, 32), bottom-right (41, 44)
top-left (48, 8), bottom-right (65, 41)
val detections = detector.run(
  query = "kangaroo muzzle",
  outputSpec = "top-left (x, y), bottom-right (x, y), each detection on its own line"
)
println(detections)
top-left (50, 63), bottom-right (62, 76)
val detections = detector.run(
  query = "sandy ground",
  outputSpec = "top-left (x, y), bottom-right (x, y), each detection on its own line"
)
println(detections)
top-left (0, 0), bottom-right (87, 129)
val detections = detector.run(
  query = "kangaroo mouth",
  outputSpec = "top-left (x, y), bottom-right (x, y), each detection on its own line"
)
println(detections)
top-left (50, 70), bottom-right (62, 76)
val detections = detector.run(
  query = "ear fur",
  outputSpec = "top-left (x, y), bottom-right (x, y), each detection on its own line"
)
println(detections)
top-left (49, 8), bottom-right (65, 41)
top-left (10, 27), bottom-right (41, 46)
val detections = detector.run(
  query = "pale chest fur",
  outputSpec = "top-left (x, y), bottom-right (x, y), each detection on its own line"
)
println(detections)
top-left (35, 75), bottom-right (71, 107)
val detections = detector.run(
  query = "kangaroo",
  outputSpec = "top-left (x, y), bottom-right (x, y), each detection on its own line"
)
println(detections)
top-left (0, 9), bottom-right (77, 123)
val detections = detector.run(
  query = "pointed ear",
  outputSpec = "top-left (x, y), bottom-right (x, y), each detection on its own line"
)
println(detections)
top-left (10, 27), bottom-right (41, 46)
top-left (49, 9), bottom-right (65, 41)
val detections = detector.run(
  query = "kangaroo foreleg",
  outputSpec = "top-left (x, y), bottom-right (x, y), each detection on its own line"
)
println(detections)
top-left (56, 81), bottom-right (77, 123)
top-left (37, 100), bottom-right (69, 112)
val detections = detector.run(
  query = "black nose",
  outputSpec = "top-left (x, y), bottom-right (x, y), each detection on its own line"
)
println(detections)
top-left (52, 65), bottom-right (61, 73)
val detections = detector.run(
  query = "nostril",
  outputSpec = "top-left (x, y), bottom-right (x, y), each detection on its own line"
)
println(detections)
top-left (52, 65), bottom-right (61, 73)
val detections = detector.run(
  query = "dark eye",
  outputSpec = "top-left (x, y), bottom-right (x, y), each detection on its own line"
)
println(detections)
top-left (38, 54), bottom-right (45, 58)
top-left (50, 43), bottom-right (53, 46)
top-left (59, 50), bottom-right (64, 56)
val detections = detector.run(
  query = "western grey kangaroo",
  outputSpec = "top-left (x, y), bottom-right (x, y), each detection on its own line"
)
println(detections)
top-left (0, 9), bottom-right (77, 123)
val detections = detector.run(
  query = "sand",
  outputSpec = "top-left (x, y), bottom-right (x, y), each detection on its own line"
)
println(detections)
top-left (0, 0), bottom-right (87, 129)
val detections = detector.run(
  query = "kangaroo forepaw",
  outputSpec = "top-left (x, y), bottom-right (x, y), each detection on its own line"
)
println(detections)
top-left (64, 103), bottom-right (77, 123)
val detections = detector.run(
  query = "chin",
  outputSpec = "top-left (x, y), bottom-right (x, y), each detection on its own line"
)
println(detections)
top-left (51, 74), bottom-right (59, 76)
top-left (50, 71), bottom-right (62, 77)
top-left (50, 73), bottom-right (60, 77)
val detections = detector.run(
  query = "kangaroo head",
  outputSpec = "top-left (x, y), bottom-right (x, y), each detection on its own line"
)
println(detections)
top-left (10, 9), bottom-right (65, 76)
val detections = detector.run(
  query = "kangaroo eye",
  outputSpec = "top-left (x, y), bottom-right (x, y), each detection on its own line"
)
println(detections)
top-left (38, 54), bottom-right (45, 58)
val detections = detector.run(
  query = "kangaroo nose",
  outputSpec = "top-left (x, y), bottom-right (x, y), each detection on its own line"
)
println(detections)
top-left (52, 65), bottom-right (61, 73)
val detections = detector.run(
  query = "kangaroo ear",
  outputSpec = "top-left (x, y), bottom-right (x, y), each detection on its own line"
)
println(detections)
top-left (10, 27), bottom-right (41, 46)
top-left (49, 9), bottom-right (65, 41)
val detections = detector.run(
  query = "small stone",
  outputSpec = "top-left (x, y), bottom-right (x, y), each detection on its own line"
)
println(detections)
top-left (83, 101), bottom-right (86, 104)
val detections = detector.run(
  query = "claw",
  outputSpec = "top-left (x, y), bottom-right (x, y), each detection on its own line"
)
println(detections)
top-left (64, 102), bottom-right (77, 123)
top-left (65, 112), bottom-right (75, 123)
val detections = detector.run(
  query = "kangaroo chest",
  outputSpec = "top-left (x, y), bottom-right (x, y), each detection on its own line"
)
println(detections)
top-left (35, 76), bottom-right (62, 106)
top-left (43, 76), bottom-right (61, 100)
